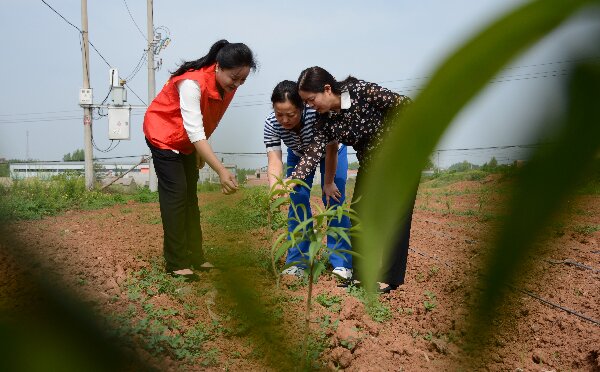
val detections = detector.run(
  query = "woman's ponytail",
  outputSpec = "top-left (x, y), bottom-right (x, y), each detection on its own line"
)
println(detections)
top-left (170, 39), bottom-right (230, 78)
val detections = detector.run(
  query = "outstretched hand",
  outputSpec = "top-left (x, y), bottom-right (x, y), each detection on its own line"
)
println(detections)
top-left (323, 182), bottom-right (341, 206)
top-left (219, 170), bottom-right (239, 195)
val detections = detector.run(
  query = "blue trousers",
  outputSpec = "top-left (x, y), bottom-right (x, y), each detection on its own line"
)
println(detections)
top-left (285, 145), bottom-right (352, 268)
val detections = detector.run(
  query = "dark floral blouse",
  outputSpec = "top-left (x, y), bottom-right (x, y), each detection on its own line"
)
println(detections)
top-left (291, 79), bottom-right (411, 180)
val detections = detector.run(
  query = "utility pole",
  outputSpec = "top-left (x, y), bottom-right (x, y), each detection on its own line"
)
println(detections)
top-left (81, 0), bottom-right (94, 189)
top-left (147, 0), bottom-right (158, 192)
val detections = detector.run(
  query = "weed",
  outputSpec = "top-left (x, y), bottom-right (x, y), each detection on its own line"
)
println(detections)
top-left (201, 348), bottom-right (220, 366)
top-left (340, 338), bottom-right (356, 350)
top-left (347, 285), bottom-right (392, 322)
top-left (424, 290), bottom-right (437, 312)
top-left (423, 331), bottom-right (434, 341)
top-left (573, 224), bottom-right (600, 235)
top-left (399, 307), bottom-right (414, 315)
top-left (428, 266), bottom-right (440, 278)
top-left (315, 293), bottom-right (342, 313)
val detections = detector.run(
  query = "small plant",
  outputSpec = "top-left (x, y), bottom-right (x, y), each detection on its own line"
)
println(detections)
top-left (315, 293), bottom-right (342, 313)
top-left (340, 338), bottom-right (356, 350)
top-left (428, 266), bottom-right (440, 278)
top-left (423, 190), bottom-right (432, 208)
top-left (477, 189), bottom-right (491, 213)
top-left (399, 307), bottom-right (414, 315)
top-left (201, 348), bottom-right (220, 367)
top-left (443, 191), bottom-right (452, 212)
top-left (424, 290), bottom-right (437, 312)
top-left (573, 224), bottom-right (600, 235)
top-left (269, 176), bottom-right (358, 367)
top-left (347, 284), bottom-right (392, 323)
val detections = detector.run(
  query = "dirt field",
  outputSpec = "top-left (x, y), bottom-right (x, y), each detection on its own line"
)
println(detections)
top-left (1, 175), bottom-right (598, 371)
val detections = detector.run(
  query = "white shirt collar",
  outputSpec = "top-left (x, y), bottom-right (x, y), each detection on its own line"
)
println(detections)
top-left (340, 90), bottom-right (351, 110)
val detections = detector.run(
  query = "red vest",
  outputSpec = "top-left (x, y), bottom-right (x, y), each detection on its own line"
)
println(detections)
top-left (143, 64), bottom-right (236, 154)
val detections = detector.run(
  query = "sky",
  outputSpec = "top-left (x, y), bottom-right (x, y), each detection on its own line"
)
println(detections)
top-left (1, 1), bottom-right (599, 169)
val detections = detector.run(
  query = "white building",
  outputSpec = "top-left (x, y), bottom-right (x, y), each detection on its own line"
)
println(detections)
top-left (9, 161), bottom-right (236, 187)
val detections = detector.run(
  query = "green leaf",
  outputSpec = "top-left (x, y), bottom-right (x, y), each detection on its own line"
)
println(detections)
top-left (471, 62), bottom-right (600, 339)
top-left (312, 261), bottom-right (327, 283)
top-left (357, 0), bottom-right (598, 312)
top-left (269, 197), bottom-right (289, 212)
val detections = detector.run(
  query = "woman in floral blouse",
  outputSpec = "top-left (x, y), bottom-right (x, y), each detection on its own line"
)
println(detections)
top-left (290, 66), bottom-right (415, 293)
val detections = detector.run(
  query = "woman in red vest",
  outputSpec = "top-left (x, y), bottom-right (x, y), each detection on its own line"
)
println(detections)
top-left (144, 40), bottom-right (256, 281)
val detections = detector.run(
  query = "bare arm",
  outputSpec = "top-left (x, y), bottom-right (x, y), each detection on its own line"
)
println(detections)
top-left (323, 142), bottom-right (341, 204)
top-left (193, 139), bottom-right (238, 194)
top-left (266, 150), bottom-right (284, 189)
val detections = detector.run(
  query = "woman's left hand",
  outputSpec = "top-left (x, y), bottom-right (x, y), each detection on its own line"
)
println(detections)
top-left (323, 182), bottom-right (341, 205)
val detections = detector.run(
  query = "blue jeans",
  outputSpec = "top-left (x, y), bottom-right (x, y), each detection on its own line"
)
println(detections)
top-left (285, 145), bottom-right (352, 269)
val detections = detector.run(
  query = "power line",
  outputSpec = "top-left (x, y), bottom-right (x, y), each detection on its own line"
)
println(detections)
top-left (2, 143), bottom-right (544, 163)
top-left (0, 109), bottom-right (81, 117)
top-left (122, 0), bottom-right (147, 41)
top-left (40, 0), bottom-right (80, 31)
top-left (40, 0), bottom-right (147, 106)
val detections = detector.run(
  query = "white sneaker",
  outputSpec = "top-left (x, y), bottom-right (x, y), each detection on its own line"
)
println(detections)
top-left (281, 265), bottom-right (306, 278)
top-left (332, 267), bottom-right (353, 280)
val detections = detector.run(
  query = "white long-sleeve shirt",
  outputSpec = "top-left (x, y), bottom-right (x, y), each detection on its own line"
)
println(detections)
top-left (177, 79), bottom-right (206, 143)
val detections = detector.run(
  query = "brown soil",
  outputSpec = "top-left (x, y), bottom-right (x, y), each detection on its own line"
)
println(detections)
top-left (1, 178), bottom-right (598, 371)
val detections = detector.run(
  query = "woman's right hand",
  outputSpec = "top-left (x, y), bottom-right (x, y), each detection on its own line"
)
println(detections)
top-left (219, 169), bottom-right (239, 195)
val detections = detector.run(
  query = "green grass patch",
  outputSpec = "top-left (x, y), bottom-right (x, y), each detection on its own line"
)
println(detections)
top-left (422, 170), bottom-right (489, 188)
top-left (206, 187), bottom-right (285, 231)
top-left (0, 175), bottom-right (160, 221)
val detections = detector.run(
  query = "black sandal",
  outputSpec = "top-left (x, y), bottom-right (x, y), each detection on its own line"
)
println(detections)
top-left (169, 270), bottom-right (200, 282)
top-left (378, 283), bottom-right (399, 294)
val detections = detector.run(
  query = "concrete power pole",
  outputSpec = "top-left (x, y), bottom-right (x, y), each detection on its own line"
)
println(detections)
top-left (147, 0), bottom-right (158, 192)
top-left (81, 0), bottom-right (94, 190)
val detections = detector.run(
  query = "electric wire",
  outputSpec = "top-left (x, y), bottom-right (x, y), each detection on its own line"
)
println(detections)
top-left (40, 0), bottom-right (146, 106)
top-left (122, 0), bottom-right (147, 41)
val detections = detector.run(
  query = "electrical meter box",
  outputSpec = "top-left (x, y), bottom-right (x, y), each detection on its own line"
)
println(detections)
top-left (79, 88), bottom-right (93, 105)
top-left (108, 107), bottom-right (131, 140)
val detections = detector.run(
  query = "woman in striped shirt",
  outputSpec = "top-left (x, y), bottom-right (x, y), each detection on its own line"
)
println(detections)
top-left (264, 80), bottom-right (353, 280)
top-left (291, 66), bottom-right (415, 293)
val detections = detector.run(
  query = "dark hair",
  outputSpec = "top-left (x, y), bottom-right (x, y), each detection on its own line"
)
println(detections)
top-left (171, 39), bottom-right (257, 78)
top-left (297, 66), bottom-right (357, 95)
top-left (270, 80), bottom-right (303, 109)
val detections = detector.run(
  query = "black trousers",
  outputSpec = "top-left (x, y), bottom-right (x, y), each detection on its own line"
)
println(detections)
top-left (352, 166), bottom-right (417, 286)
top-left (146, 139), bottom-right (204, 271)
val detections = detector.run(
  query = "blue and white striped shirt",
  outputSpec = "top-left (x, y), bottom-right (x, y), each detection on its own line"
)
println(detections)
top-left (263, 108), bottom-right (319, 157)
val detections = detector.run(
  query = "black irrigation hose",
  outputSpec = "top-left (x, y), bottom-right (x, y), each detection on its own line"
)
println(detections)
top-left (408, 246), bottom-right (452, 268)
top-left (544, 258), bottom-right (600, 274)
top-left (512, 286), bottom-right (600, 326)
top-left (409, 247), bottom-right (599, 325)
